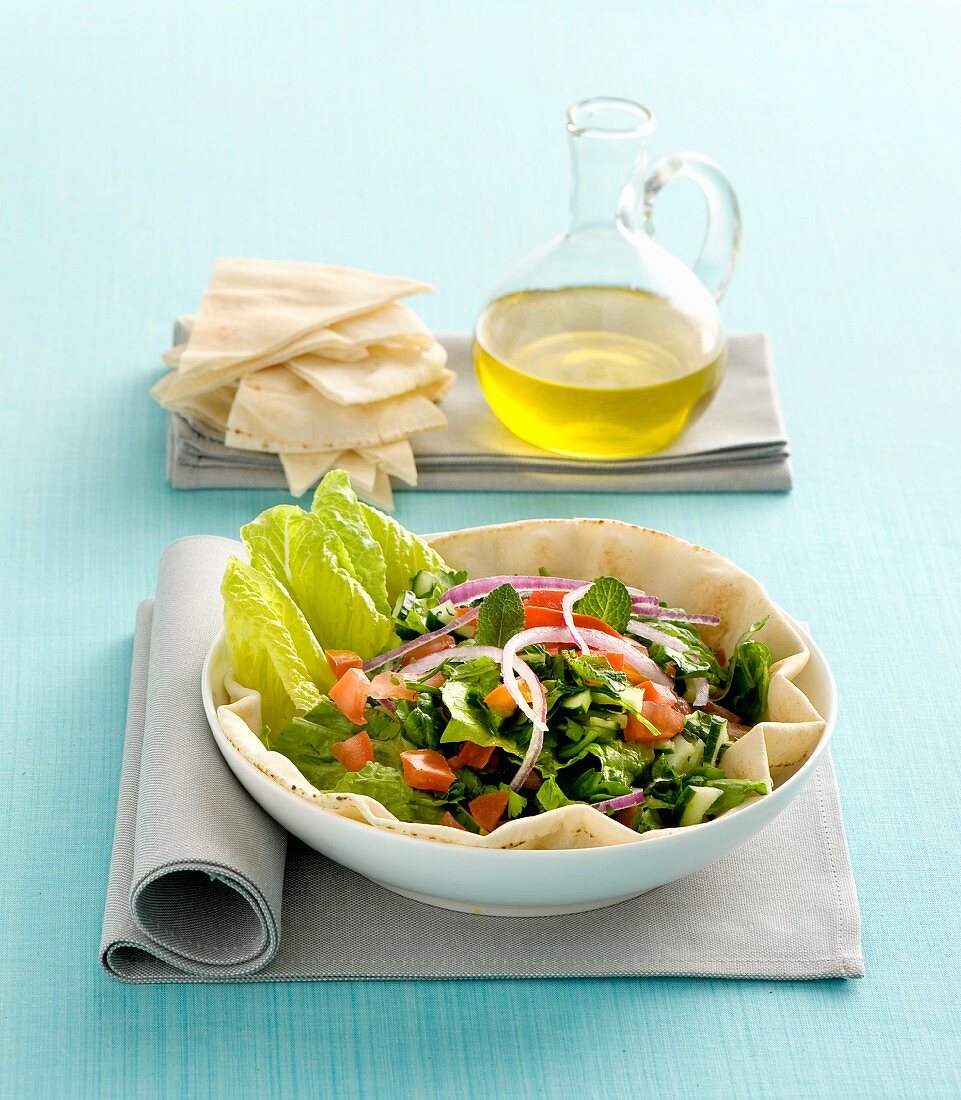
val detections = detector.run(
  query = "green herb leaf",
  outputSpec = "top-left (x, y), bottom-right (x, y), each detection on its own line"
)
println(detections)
top-left (721, 618), bottom-right (772, 724)
top-left (475, 583), bottom-right (526, 647)
top-left (574, 576), bottom-right (632, 633)
top-left (536, 777), bottom-right (580, 811)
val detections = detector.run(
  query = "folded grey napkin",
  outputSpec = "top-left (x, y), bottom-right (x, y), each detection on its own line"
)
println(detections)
top-left (166, 331), bottom-right (792, 493)
top-left (101, 537), bottom-right (861, 983)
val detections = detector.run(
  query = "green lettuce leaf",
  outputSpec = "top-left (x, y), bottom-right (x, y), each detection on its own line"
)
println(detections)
top-left (536, 777), bottom-right (580, 811)
top-left (722, 620), bottom-right (772, 724)
top-left (310, 470), bottom-right (390, 614)
top-left (221, 556), bottom-right (329, 734)
top-left (241, 504), bottom-right (397, 660)
top-left (268, 697), bottom-right (359, 788)
top-left (270, 700), bottom-right (417, 790)
top-left (355, 498), bottom-right (450, 604)
top-left (330, 762), bottom-right (448, 824)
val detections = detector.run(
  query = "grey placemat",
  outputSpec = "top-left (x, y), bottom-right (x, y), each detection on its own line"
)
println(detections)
top-left (101, 538), bottom-right (861, 982)
top-left (166, 331), bottom-right (792, 493)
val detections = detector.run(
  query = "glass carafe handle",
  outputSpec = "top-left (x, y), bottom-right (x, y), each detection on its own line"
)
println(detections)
top-left (621, 153), bottom-right (741, 300)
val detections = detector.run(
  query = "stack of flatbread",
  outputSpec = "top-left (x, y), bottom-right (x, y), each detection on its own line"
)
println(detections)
top-left (151, 258), bottom-right (454, 507)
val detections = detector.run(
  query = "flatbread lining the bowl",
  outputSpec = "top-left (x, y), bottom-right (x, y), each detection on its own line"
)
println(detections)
top-left (215, 518), bottom-right (826, 851)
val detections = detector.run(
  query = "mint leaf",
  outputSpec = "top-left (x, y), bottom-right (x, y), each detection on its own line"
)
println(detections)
top-left (574, 576), bottom-right (632, 633)
top-left (475, 583), bottom-right (525, 647)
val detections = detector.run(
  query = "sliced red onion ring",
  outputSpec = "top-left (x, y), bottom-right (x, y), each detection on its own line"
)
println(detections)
top-left (595, 789), bottom-right (646, 814)
top-left (400, 644), bottom-right (506, 680)
top-left (362, 607), bottom-right (479, 672)
top-left (646, 608), bottom-right (720, 626)
top-left (501, 629), bottom-right (555, 732)
top-left (441, 575), bottom-right (660, 607)
top-left (691, 677), bottom-right (710, 707)
top-left (441, 575), bottom-right (589, 605)
top-left (626, 620), bottom-right (686, 656)
top-left (508, 659), bottom-right (547, 791)
top-left (561, 584), bottom-right (592, 654)
top-left (632, 595), bottom-right (660, 609)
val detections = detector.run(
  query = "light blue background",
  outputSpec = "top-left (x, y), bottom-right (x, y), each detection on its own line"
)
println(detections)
top-left (1, 1), bottom-right (959, 1097)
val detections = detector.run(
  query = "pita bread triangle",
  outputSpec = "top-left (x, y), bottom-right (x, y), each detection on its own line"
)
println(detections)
top-left (178, 258), bottom-right (430, 376)
top-left (286, 343), bottom-right (448, 406)
top-left (226, 365), bottom-right (446, 453)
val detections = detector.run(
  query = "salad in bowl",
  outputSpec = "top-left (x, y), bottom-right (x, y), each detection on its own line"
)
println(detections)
top-left (213, 472), bottom-right (826, 854)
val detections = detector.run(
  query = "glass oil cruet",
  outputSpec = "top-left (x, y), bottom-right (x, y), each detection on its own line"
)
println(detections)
top-left (474, 97), bottom-right (741, 459)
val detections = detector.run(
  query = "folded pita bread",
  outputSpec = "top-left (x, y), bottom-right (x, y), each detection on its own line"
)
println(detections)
top-left (287, 342), bottom-right (448, 406)
top-left (165, 382), bottom-right (237, 433)
top-left (177, 258), bottom-right (429, 378)
top-left (157, 302), bottom-right (436, 401)
top-left (278, 451), bottom-right (345, 497)
top-left (216, 519), bottom-right (827, 850)
top-left (279, 441), bottom-right (418, 497)
top-left (226, 365), bottom-right (447, 453)
top-left (358, 439), bottom-right (417, 485)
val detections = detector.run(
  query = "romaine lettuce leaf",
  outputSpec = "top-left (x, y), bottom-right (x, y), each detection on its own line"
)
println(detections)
top-left (221, 556), bottom-right (330, 734)
top-left (241, 504), bottom-right (397, 660)
top-left (310, 470), bottom-right (390, 614)
top-left (354, 497), bottom-right (450, 604)
top-left (722, 621), bottom-right (772, 724)
top-left (536, 777), bottom-right (580, 811)
top-left (268, 697), bottom-right (359, 788)
top-left (330, 762), bottom-right (448, 824)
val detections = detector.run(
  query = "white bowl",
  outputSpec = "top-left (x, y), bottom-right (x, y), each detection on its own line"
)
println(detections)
top-left (202, 623), bottom-right (836, 917)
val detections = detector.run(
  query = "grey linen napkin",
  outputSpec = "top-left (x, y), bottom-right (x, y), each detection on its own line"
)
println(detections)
top-left (101, 538), bottom-right (862, 982)
top-left (166, 331), bottom-right (792, 494)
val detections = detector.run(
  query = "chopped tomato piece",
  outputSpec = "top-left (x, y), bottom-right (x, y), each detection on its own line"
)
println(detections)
top-left (483, 683), bottom-right (519, 718)
top-left (422, 672), bottom-right (446, 689)
top-left (368, 669), bottom-right (418, 702)
top-left (523, 604), bottom-right (620, 637)
top-left (400, 749), bottom-right (456, 792)
top-left (469, 790), bottom-right (511, 833)
top-left (641, 680), bottom-right (679, 705)
top-left (624, 665), bottom-right (646, 685)
top-left (643, 701), bottom-right (687, 736)
top-left (330, 731), bottom-right (374, 772)
top-left (447, 741), bottom-right (495, 771)
top-left (625, 711), bottom-right (673, 742)
top-left (602, 651), bottom-right (625, 672)
top-left (439, 811), bottom-right (468, 832)
top-left (326, 649), bottom-right (363, 679)
top-left (329, 667), bottom-right (371, 724)
top-left (616, 806), bottom-right (640, 829)
top-left (401, 634), bottom-right (456, 665)
top-left (524, 589), bottom-right (570, 611)
top-left (522, 770), bottom-right (542, 791)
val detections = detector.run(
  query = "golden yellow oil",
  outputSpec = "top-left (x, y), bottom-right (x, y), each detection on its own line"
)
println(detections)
top-left (473, 286), bottom-right (727, 458)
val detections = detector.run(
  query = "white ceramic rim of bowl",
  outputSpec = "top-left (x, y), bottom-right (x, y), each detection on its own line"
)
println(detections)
top-left (202, 616), bottom-right (836, 858)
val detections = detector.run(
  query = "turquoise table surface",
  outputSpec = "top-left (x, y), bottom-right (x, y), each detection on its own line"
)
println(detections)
top-left (2, 0), bottom-right (960, 1096)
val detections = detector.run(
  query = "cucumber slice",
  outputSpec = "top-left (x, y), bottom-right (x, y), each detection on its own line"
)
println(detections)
top-left (560, 689), bottom-right (592, 712)
top-left (678, 785), bottom-right (723, 826)
top-left (661, 735), bottom-right (704, 776)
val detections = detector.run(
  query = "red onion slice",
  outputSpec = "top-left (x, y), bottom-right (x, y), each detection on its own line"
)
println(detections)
top-left (400, 644), bottom-right (506, 680)
top-left (646, 608), bottom-right (720, 626)
top-left (362, 607), bottom-right (479, 672)
top-left (561, 584), bottom-right (592, 654)
top-left (501, 628), bottom-right (556, 732)
top-left (595, 789), bottom-right (646, 814)
top-left (508, 658), bottom-right (547, 790)
top-left (691, 677), bottom-right (710, 707)
top-left (441, 574), bottom-right (660, 607)
top-left (441, 575), bottom-right (589, 605)
top-left (626, 621), bottom-right (686, 656)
